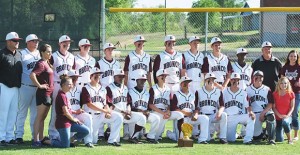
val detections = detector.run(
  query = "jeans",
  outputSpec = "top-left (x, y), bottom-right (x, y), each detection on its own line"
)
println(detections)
top-left (292, 93), bottom-right (300, 130)
top-left (51, 123), bottom-right (89, 148)
top-left (275, 117), bottom-right (292, 142)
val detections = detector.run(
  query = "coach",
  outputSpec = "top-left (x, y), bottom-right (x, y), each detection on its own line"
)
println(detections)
top-left (252, 41), bottom-right (282, 92)
top-left (0, 32), bottom-right (23, 145)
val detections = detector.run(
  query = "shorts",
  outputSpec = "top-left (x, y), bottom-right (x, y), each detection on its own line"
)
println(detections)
top-left (36, 89), bottom-right (52, 106)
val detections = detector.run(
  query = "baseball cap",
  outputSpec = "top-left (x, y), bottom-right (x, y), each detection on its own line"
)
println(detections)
top-left (204, 73), bottom-right (217, 80)
top-left (236, 48), bottom-right (248, 55)
top-left (253, 70), bottom-right (264, 77)
top-left (134, 35), bottom-right (146, 43)
top-left (114, 69), bottom-right (125, 76)
top-left (59, 35), bottom-right (73, 43)
top-left (261, 41), bottom-right (272, 48)
top-left (136, 74), bottom-right (147, 80)
top-left (68, 70), bottom-right (81, 77)
top-left (78, 39), bottom-right (92, 46)
top-left (180, 76), bottom-right (192, 83)
top-left (25, 34), bottom-right (42, 42)
top-left (90, 67), bottom-right (103, 75)
top-left (164, 35), bottom-right (176, 42)
top-left (6, 32), bottom-right (22, 40)
top-left (156, 69), bottom-right (169, 77)
top-left (210, 37), bottom-right (222, 45)
top-left (230, 72), bottom-right (241, 79)
top-left (103, 43), bottom-right (116, 50)
top-left (189, 36), bottom-right (200, 43)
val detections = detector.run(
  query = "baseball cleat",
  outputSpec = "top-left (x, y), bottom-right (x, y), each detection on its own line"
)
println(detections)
top-left (146, 138), bottom-right (159, 144)
top-left (129, 138), bottom-right (143, 144)
top-left (15, 138), bottom-right (24, 144)
top-left (198, 141), bottom-right (209, 144)
top-left (85, 142), bottom-right (95, 148)
top-left (108, 142), bottom-right (121, 147)
top-left (219, 138), bottom-right (228, 144)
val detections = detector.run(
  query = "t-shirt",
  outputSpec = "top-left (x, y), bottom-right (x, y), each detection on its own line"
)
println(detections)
top-left (273, 91), bottom-right (295, 120)
top-left (32, 59), bottom-right (54, 96)
top-left (55, 90), bottom-right (72, 129)
top-left (280, 64), bottom-right (300, 93)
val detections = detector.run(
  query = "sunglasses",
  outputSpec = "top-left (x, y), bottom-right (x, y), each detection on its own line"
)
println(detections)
top-left (10, 40), bottom-right (19, 43)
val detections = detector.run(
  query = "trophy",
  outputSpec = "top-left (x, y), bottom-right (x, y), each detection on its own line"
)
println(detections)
top-left (178, 123), bottom-right (193, 147)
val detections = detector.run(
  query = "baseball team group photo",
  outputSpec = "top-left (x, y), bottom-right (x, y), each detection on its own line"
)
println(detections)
top-left (1, 0), bottom-right (300, 154)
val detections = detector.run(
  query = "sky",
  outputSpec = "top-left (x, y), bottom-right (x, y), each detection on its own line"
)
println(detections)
top-left (134, 0), bottom-right (196, 8)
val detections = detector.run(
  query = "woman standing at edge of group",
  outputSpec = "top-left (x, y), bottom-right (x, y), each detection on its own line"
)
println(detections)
top-left (273, 77), bottom-right (295, 144)
top-left (30, 44), bottom-right (54, 146)
top-left (280, 50), bottom-right (300, 141)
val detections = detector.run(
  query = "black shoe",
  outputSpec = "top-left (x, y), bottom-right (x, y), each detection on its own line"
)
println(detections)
top-left (15, 138), bottom-right (24, 144)
top-left (0, 140), bottom-right (7, 146)
top-left (129, 138), bottom-right (143, 144)
top-left (108, 142), bottom-right (121, 147)
top-left (41, 136), bottom-right (50, 146)
top-left (268, 140), bottom-right (276, 145)
top-left (244, 141), bottom-right (253, 145)
top-left (237, 135), bottom-right (244, 139)
top-left (198, 141), bottom-right (208, 144)
top-left (70, 143), bottom-right (77, 147)
top-left (98, 136), bottom-right (104, 141)
top-left (7, 140), bottom-right (17, 145)
top-left (85, 142), bottom-right (95, 148)
top-left (146, 138), bottom-right (159, 144)
top-left (220, 138), bottom-right (228, 144)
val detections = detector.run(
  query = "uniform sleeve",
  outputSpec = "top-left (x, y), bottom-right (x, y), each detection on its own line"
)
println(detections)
top-left (219, 91), bottom-right (224, 107)
top-left (181, 54), bottom-right (186, 69)
top-left (201, 57), bottom-right (209, 73)
top-left (123, 55), bottom-right (130, 71)
top-left (227, 58), bottom-right (233, 73)
top-left (106, 86), bottom-right (113, 105)
top-left (148, 88), bottom-right (154, 105)
top-left (243, 91), bottom-right (249, 108)
top-left (276, 59), bottom-right (283, 78)
top-left (32, 61), bottom-right (45, 76)
top-left (267, 89), bottom-right (274, 104)
top-left (80, 87), bottom-right (92, 105)
top-left (153, 55), bottom-right (161, 84)
top-left (170, 94), bottom-right (179, 111)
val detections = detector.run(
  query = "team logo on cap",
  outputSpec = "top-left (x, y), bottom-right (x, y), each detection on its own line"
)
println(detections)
top-left (234, 74), bottom-right (237, 77)
top-left (140, 36), bottom-right (142, 39)
top-left (170, 36), bottom-right (173, 39)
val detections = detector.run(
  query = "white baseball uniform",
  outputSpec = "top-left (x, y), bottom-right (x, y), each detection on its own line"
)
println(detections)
top-left (49, 51), bottom-right (75, 139)
top-left (196, 87), bottom-right (227, 140)
top-left (66, 85), bottom-right (93, 144)
top-left (124, 51), bottom-right (152, 89)
top-left (15, 48), bottom-right (40, 139)
top-left (149, 84), bottom-right (184, 140)
top-left (154, 51), bottom-right (185, 94)
top-left (97, 58), bottom-right (121, 87)
top-left (106, 83), bottom-right (146, 137)
top-left (74, 54), bottom-right (96, 90)
top-left (128, 88), bottom-right (160, 139)
top-left (82, 83), bottom-right (123, 144)
top-left (246, 84), bottom-right (273, 137)
top-left (232, 62), bottom-right (253, 90)
top-left (183, 50), bottom-right (204, 93)
top-left (172, 90), bottom-right (209, 142)
top-left (223, 87), bottom-right (254, 143)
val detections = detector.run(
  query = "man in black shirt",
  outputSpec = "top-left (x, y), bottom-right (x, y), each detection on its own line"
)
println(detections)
top-left (251, 41), bottom-right (282, 92)
top-left (0, 32), bottom-right (23, 145)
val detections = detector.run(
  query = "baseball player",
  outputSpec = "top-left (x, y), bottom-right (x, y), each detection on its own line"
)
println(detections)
top-left (66, 70), bottom-right (94, 148)
top-left (106, 69), bottom-right (147, 144)
top-left (246, 70), bottom-right (276, 145)
top-left (223, 73), bottom-right (255, 144)
top-left (153, 35), bottom-right (186, 95)
top-left (15, 34), bottom-right (41, 143)
top-left (81, 67), bottom-right (123, 146)
top-left (232, 48), bottom-right (253, 90)
top-left (184, 36), bottom-right (205, 93)
top-left (124, 35), bottom-right (152, 89)
top-left (96, 43), bottom-right (121, 87)
top-left (148, 69), bottom-right (184, 141)
top-left (196, 73), bottom-right (228, 144)
top-left (0, 32), bottom-right (23, 145)
top-left (74, 39), bottom-right (96, 90)
top-left (48, 35), bottom-right (75, 140)
top-left (128, 74), bottom-right (160, 144)
top-left (169, 76), bottom-right (209, 144)
top-left (202, 37), bottom-right (233, 90)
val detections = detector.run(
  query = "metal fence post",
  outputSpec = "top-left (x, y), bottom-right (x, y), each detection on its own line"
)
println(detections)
top-left (100, 0), bottom-right (106, 59)
top-left (205, 12), bottom-right (208, 53)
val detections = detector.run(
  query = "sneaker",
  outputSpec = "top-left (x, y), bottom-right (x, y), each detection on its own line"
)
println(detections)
top-left (15, 138), bottom-right (24, 144)
top-left (129, 138), bottom-right (143, 144)
top-left (85, 142), bottom-right (95, 148)
top-left (146, 138), bottom-right (159, 144)
top-left (7, 140), bottom-right (17, 145)
top-left (192, 134), bottom-right (199, 140)
top-left (123, 134), bottom-right (130, 140)
top-left (140, 134), bottom-right (147, 140)
top-left (108, 142), bottom-right (121, 147)
top-left (243, 141), bottom-right (253, 145)
top-left (98, 136), bottom-right (104, 141)
top-left (219, 138), bottom-right (228, 144)
top-left (70, 143), bottom-right (77, 147)
top-left (32, 141), bottom-right (42, 147)
top-left (293, 137), bottom-right (299, 141)
top-left (0, 140), bottom-right (7, 146)
top-left (198, 141), bottom-right (208, 144)
top-left (288, 140), bottom-right (293, 145)
top-left (41, 137), bottom-right (50, 146)
top-left (157, 136), bottom-right (162, 141)
top-left (268, 140), bottom-right (276, 145)
top-left (166, 130), bottom-right (176, 141)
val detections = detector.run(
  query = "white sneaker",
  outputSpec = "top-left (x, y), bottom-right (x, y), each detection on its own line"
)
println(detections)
top-left (288, 140), bottom-right (294, 145)
top-left (166, 130), bottom-right (176, 141)
top-left (293, 137), bottom-right (299, 141)
top-left (123, 134), bottom-right (130, 140)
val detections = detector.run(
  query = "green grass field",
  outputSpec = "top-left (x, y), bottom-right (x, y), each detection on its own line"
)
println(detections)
top-left (1, 113), bottom-right (299, 155)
